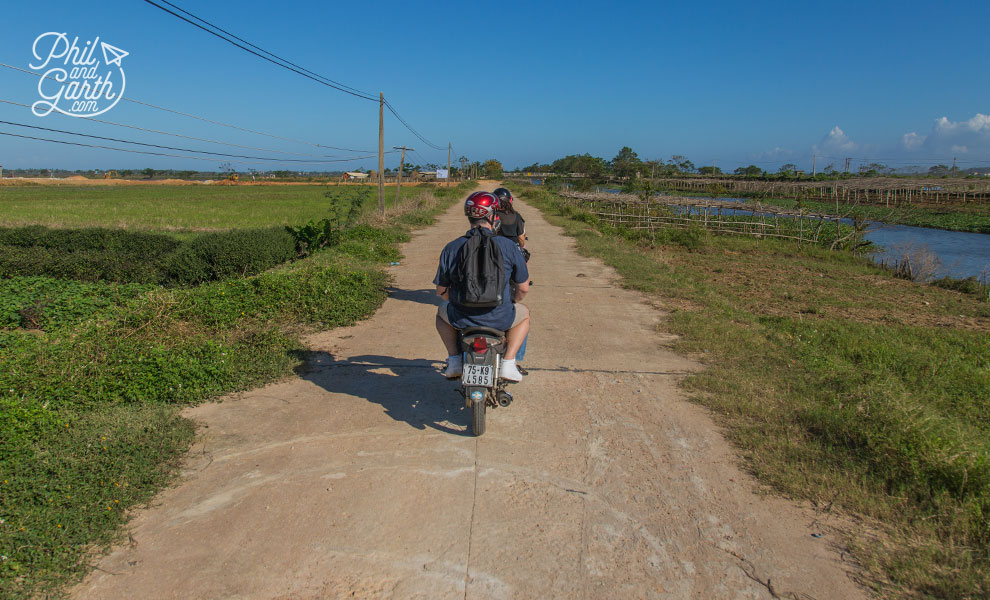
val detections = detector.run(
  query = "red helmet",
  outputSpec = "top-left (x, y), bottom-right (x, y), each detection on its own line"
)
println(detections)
top-left (464, 191), bottom-right (498, 220)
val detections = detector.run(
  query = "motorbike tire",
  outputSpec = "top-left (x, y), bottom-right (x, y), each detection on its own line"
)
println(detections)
top-left (472, 396), bottom-right (486, 436)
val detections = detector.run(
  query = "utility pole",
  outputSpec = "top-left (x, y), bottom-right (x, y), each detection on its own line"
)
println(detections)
top-left (952, 156), bottom-right (957, 171)
top-left (446, 143), bottom-right (451, 188)
top-left (844, 157), bottom-right (851, 173)
top-left (459, 156), bottom-right (467, 181)
top-left (392, 145), bottom-right (414, 206)
top-left (812, 154), bottom-right (817, 177)
top-left (712, 159), bottom-right (716, 176)
top-left (377, 92), bottom-right (385, 215)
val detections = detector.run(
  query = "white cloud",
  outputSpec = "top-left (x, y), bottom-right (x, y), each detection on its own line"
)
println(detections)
top-left (813, 126), bottom-right (859, 155)
top-left (902, 113), bottom-right (990, 154)
top-left (902, 132), bottom-right (924, 150)
top-left (754, 146), bottom-right (795, 160)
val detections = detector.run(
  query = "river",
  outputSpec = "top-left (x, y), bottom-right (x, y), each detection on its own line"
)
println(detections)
top-left (587, 188), bottom-right (990, 281)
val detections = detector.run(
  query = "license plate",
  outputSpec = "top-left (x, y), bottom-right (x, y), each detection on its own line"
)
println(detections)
top-left (462, 363), bottom-right (495, 387)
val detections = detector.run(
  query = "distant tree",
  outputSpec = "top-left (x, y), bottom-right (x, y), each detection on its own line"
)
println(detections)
top-left (822, 164), bottom-right (836, 176)
top-left (142, 167), bottom-right (157, 179)
top-left (550, 153), bottom-right (609, 179)
top-left (520, 162), bottom-right (552, 173)
top-left (698, 166), bottom-right (722, 176)
top-left (778, 163), bottom-right (798, 176)
top-left (483, 159), bottom-right (503, 179)
top-left (670, 155), bottom-right (695, 174)
top-left (734, 165), bottom-right (763, 177)
top-left (928, 164), bottom-right (950, 176)
top-left (611, 146), bottom-right (643, 178)
top-left (859, 162), bottom-right (891, 176)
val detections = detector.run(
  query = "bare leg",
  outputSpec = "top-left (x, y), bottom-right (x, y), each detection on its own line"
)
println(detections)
top-left (436, 315), bottom-right (459, 356)
top-left (504, 316), bottom-right (529, 360)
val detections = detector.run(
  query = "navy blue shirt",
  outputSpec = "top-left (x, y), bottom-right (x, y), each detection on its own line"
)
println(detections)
top-left (434, 228), bottom-right (529, 330)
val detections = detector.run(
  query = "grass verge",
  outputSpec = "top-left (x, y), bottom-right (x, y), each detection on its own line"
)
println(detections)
top-left (0, 183), bottom-right (460, 231)
top-left (0, 185), bottom-right (465, 598)
top-left (520, 183), bottom-right (990, 599)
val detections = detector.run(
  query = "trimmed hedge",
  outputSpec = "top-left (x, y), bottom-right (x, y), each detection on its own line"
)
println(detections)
top-left (0, 226), bottom-right (296, 286)
top-left (161, 227), bottom-right (296, 285)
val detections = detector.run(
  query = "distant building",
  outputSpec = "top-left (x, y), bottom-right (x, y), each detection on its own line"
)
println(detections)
top-left (343, 171), bottom-right (369, 181)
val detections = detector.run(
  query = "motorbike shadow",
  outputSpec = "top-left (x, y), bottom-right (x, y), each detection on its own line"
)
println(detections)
top-left (385, 287), bottom-right (443, 307)
top-left (292, 351), bottom-right (472, 437)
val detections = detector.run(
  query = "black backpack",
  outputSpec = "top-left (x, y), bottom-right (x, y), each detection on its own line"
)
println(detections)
top-left (449, 229), bottom-right (505, 308)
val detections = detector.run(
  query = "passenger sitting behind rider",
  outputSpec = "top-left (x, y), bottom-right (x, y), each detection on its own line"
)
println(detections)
top-left (434, 191), bottom-right (530, 382)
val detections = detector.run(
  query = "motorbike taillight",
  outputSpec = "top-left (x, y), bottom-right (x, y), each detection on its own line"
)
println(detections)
top-left (471, 337), bottom-right (489, 354)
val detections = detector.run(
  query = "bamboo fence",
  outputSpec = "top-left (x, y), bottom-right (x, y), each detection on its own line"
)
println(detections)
top-left (651, 177), bottom-right (990, 207)
top-left (557, 191), bottom-right (850, 245)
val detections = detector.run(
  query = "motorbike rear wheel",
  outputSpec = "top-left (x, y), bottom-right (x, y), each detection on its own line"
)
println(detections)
top-left (471, 396), bottom-right (486, 436)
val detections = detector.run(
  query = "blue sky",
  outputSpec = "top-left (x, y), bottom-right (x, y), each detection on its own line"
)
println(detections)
top-left (1, 0), bottom-right (988, 173)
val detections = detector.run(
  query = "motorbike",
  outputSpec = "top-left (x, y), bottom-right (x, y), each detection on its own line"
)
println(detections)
top-left (458, 326), bottom-right (514, 436)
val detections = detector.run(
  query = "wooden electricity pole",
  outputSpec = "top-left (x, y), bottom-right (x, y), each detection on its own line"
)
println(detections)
top-left (812, 154), bottom-right (817, 176)
top-left (446, 143), bottom-right (451, 188)
top-left (377, 92), bottom-right (385, 216)
top-left (392, 145), bottom-right (414, 206)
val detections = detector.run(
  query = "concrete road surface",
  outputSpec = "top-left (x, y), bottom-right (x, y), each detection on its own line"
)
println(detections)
top-left (73, 186), bottom-right (866, 599)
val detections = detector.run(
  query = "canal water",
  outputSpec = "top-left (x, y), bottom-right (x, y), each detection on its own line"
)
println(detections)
top-left (589, 188), bottom-right (990, 281)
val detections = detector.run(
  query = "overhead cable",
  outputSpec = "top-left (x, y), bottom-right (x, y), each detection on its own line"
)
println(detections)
top-left (0, 130), bottom-right (383, 165)
top-left (139, 1), bottom-right (447, 151)
top-left (0, 61), bottom-right (374, 152)
top-left (0, 98), bottom-right (350, 158)
top-left (0, 120), bottom-right (393, 164)
top-left (140, 0), bottom-right (378, 101)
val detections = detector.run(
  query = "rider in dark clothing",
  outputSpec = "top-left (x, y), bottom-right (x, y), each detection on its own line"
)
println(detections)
top-left (492, 187), bottom-right (530, 367)
top-left (493, 187), bottom-right (527, 258)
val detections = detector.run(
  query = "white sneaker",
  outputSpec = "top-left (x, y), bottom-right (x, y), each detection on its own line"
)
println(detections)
top-left (442, 356), bottom-right (462, 379)
top-left (500, 359), bottom-right (524, 382)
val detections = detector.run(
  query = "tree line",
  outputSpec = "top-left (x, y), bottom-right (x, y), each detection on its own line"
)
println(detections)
top-left (517, 147), bottom-right (987, 181)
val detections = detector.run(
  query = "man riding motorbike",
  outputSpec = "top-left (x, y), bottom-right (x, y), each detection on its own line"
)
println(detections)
top-left (434, 191), bottom-right (530, 382)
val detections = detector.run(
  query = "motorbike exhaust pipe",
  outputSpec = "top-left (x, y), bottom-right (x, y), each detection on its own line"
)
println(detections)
top-left (497, 390), bottom-right (513, 407)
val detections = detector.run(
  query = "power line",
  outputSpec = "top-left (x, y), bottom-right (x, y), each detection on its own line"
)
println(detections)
top-left (383, 100), bottom-right (445, 151)
top-left (140, 0), bottom-right (378, 101)
top-left (0, 61), bottom-right (375, 152)
top-left (0, 98), bottom-right (350, 158)
top-left (0, 129), bottom-right (382, 166)
top-left (139, 1), bottom-right (447, 152)
top-left (121, 97), bottom-right (374, 153)
top-left (154, 0), bottom-right (374, 99)
top-left (0, 120), bottom-right (394, 164)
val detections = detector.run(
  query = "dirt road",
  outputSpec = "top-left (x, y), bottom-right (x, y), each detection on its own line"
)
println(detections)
top-left (73, 187), bottom-right (866, 599)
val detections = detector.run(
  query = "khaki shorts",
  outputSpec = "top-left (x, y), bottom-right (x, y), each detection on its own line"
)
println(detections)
top-left (438, 301), bottom-right (529, 329)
